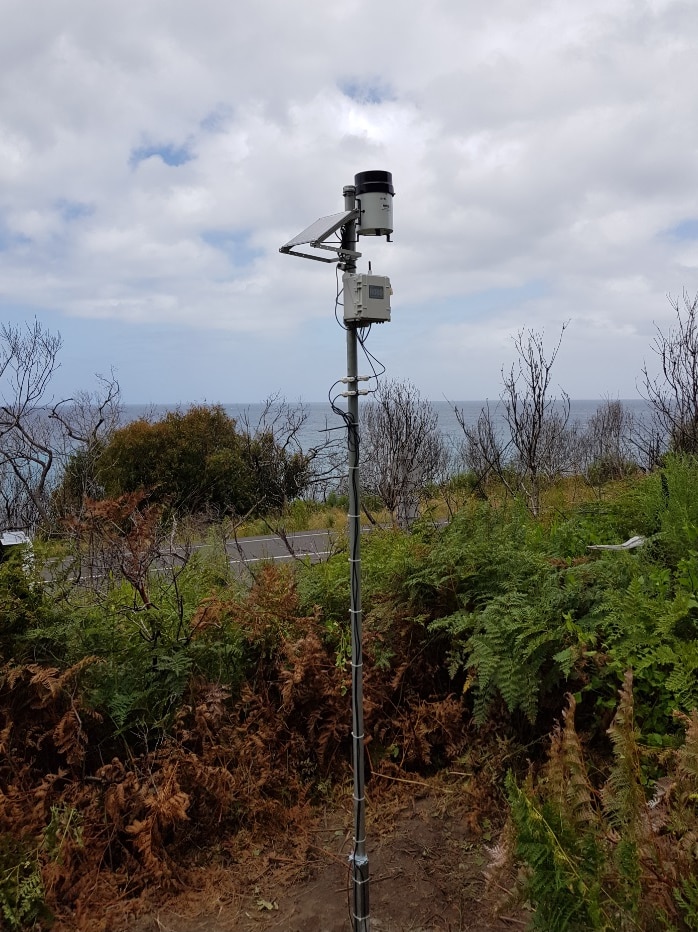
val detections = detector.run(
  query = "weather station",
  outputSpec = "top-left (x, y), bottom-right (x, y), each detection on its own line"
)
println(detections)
top-left (280, 169), bottom-right (395, 932)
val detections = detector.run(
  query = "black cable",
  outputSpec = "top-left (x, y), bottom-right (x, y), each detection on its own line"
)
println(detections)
top-left (357, 327), bottom-right (386, 398)
top-left (347, 396), bottom-right (364, 928)
top-left (327, 305), bottom-right (362, 928)
top-left (334, 263), bottom-right (348, 331)
top-left (328, 360), bottom-right (362, 928)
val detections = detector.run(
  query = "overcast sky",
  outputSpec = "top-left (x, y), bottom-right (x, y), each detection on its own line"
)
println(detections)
top-left (1, 0), bottom-right (697, 403)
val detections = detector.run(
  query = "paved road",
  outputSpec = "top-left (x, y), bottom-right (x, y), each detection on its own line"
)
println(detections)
top-left (48, 528), bottom-right (339, 583)
top-left (37, 523), bottom-right (433, 583)
top-left (218, 529), bottom-right (336, 567)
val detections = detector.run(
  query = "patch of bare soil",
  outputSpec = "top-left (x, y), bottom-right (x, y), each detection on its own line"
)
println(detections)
top-left (105, 776), bottom-right (528, 932)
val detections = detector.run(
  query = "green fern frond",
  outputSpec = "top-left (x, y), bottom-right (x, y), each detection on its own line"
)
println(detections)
top-left (467, 585), bottom-right (569, 723)
top-left (676, 874), bottom-right (698, 928)
top-left (506, 772), bottom-right (609, 931)
top-left (0, 847), bottom-right (48, 930)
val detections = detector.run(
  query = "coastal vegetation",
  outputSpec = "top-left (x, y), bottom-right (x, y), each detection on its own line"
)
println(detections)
top-left (59, 403), bottom-right (312, 519)
top-left (2, 296), bottom-right (698, 929)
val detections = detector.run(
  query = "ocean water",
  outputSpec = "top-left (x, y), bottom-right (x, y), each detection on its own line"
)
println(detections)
top-left (121, 399), bottom-right (654, 454)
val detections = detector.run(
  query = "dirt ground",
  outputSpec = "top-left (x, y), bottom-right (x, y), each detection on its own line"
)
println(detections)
top-left (100, 776), bottom-right (529, 932)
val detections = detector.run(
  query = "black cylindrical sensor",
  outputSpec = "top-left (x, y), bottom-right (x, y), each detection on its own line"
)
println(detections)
top-left (354, 170), bottom-right (395, 196)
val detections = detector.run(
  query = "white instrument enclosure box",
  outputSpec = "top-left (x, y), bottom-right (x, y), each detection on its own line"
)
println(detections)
top-left (343, 273), bottom-right (392, 324)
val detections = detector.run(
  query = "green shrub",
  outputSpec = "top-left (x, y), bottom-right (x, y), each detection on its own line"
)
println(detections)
top-left (0, 561), bottom-right (55, 663)
top-left (297, 527), bottom-right (426, 628)
top-left (325, 490), bottom-right (348, 510)
top-left (15, 546), bottom-right (250, 743)
top-left (60, 404), bottom-right (310, 518)
top-left (0, 836), bottom-right (48, 930)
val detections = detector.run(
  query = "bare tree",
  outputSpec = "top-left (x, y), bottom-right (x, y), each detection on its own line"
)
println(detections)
top-left (628, 416), bottom-right (665, 472)
top-left (0, 322), bottom-right (61, 528)
top-left (360, 379), bottom-right (448, 529)
top-left (437, 441), bottom-right (475, 519)
top-left (457, 403), bottom-right (507, 494)
top-left (457, 325), bottom-right (571, 516)
top-left (0, 320), bottom-right (120, 531)
top-left (578, 398), bottom-right (635, 483)
top-left (642, 290), bottom-right (698, 458)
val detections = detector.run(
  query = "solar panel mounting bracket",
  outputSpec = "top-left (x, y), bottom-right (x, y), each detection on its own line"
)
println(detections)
top-left (279, 209), bottom-right (361, 263)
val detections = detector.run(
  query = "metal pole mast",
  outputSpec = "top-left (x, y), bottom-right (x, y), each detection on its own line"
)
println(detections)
top-left (342, 183), bottom-right (370, 932)
top-left (280, 172), bottom-right (393, 931)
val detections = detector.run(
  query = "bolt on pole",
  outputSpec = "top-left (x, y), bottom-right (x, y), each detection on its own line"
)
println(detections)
top-left (342, 182), bottom-right (370, 932)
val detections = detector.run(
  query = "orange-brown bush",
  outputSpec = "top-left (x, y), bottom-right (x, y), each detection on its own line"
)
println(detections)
top-left (0, 564), bottom-right (469, 928)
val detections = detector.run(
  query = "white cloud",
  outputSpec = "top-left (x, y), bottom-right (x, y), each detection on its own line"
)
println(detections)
top-left (1, 0), bottom-right (698, 400)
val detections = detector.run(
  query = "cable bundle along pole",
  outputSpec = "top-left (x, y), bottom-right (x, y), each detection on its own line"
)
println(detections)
top-left (342, 183), bottom-right (370, 932)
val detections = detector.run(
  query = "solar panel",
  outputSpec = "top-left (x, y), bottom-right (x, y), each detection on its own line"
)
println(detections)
top-left (280, 210), bottom-right (355, 249)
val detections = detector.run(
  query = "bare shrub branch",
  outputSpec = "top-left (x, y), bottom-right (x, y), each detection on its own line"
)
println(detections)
top-left (641, 290), bottom-right (698, 458)
top-left (0, 321), bottom-right (120, 531)
top-left (360, 380), bottom-right (448, 528)
top-left (577, 398), bottom-right (636, 484)
top-left (457, 325), bottom-right (571, 516)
